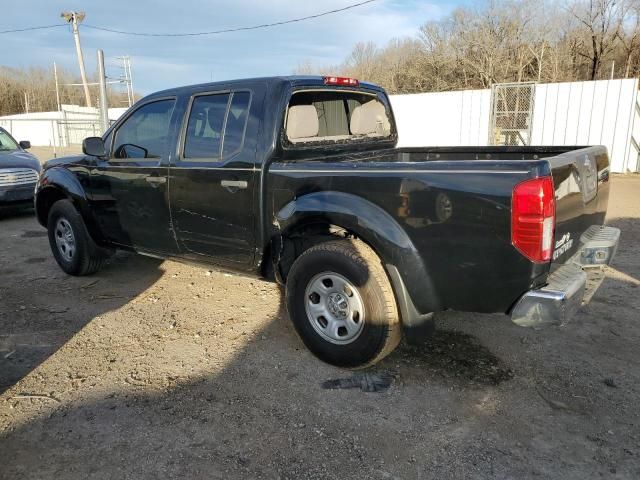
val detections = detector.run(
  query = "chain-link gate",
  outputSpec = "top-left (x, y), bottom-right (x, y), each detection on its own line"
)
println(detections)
top-left (489, 82), bottom-right (535, 146)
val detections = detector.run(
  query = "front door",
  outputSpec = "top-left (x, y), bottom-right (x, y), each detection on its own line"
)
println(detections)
top-left (169, 90), bottom-right (257, 268)
top-left (89, 97), bottom-right (178, 254)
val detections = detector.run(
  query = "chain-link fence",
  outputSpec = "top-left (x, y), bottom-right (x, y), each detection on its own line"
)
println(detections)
top-left (0, 117), bottom-right (103, 150)
top-left (489, 82), bottom-right (535, 146)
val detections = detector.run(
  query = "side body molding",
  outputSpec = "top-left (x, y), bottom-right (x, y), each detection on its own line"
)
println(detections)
top-left (274, 191), bottom-right (442, 327)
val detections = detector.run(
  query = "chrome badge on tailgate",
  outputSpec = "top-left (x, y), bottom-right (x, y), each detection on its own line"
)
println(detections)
top-left (576, 154), bottom-right (597, 203)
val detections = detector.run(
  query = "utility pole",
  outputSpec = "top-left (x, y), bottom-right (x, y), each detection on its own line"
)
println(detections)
top-left (97, 49), bottom-right (109, 133)
top-left (53, 62), bottom-right (62, 112)
top-left (61, 11), bottom-right (92, 108)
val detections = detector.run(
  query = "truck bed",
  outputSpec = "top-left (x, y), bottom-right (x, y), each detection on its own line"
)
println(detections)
top-left (270, 144), bottom-right (610, 313)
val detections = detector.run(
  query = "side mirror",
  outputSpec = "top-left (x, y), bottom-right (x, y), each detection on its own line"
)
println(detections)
top-left (82, 137), bottom-right (107, 157)
top-left (119, 144), bottom-right (148, 159)
top-left (19, 140), bottom-right (31, 149)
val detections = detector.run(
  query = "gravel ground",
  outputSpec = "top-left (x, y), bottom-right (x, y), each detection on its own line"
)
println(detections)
top-left (0, 175), bottom-right (639, 479)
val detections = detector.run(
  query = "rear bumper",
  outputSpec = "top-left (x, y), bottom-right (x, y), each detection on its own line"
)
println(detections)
top-left (511, 225), bottom-right (620, 327)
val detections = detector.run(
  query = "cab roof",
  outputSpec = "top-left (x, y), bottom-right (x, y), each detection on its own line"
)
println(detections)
top-left (144, 76), bottom-right (385, 101)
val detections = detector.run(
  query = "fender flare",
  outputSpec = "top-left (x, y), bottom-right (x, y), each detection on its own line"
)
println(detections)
top-left (35, 167), bottom-right (104, 245)
top-left (274, 191), bottom-right (442, 325)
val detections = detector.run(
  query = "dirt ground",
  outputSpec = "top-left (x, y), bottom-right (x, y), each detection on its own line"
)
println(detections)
top-left (0, 175), bottom-right (639, 480)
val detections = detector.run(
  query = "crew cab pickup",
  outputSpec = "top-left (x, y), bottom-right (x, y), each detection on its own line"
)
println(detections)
top-left (35, 76), bottom-right (620, 368)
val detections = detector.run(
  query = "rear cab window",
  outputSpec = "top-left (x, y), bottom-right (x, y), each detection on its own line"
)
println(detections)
top-left (284, 90), bottom-right (392, 146)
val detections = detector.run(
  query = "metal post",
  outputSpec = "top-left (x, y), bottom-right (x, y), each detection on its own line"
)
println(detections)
top-left (97, 50), bottom-right (109, 133)
top-left (51, 120), bottom-right (57, 158)
top-left (53, 62), bottom-right (62, 112)
top-left (127, 57), bottom-right (135, 104)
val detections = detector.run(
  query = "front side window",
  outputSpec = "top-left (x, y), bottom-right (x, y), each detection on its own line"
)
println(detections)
top-left (113, 99), bottom-right (175, 159)
top-left (183, 91), bottom-right (251, 160)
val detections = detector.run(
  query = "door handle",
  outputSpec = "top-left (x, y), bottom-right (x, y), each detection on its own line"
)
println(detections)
top-left (221, 180), bottom-right (248, 189)
top-left (145, 176), bottom-right (167, 185)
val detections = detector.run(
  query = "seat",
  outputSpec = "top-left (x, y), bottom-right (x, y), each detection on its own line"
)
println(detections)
top-left (350, 100), bottom-right (391, 137)
top-left (286, 105), bottom-right (320, 143)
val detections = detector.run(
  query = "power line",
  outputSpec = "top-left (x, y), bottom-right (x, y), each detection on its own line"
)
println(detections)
top-left (0, 0), bottom-right (376, 38)
top-left (0, 24), bottom-right (65, 34)
top-left (82, 0), bottom-right (377, 37)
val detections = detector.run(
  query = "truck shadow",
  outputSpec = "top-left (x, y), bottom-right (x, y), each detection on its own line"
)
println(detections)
top-left (3, 261), bottom-right (640, 478)
top-left (390, 329), bottom-right (514, 386)
top-left (0, 224), bottom-right (165, 395)
top-left (0, 283), bottom-right (515, 478)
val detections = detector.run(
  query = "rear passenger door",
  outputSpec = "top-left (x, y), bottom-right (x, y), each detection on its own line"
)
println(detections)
top-left (169, 90), bottom-right (257, 267)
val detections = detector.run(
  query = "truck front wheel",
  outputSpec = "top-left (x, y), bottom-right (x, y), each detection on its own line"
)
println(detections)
top-left (285, 239), bottom-right (401, 368)
top-left (47, 199), bottom-right (106, 276)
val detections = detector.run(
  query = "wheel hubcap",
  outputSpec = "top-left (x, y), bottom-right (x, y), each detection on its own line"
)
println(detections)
top-left (54, 218), bottom-right (76, 262)
top-left (304, 272), bottom-right (365, 345)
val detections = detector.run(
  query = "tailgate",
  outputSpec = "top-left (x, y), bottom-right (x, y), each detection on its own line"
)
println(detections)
top-left (547, 146), bottom-right (610, 268)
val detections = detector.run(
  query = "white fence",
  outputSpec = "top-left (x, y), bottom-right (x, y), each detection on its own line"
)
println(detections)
top-left (2, 85), bottom-right (638, 172)
top-left (0, 106), bottom-right (127, 148)
top-left (390, 78), bottom-right (640, 173)
top-left (0, 117), bottom-right (102, 148)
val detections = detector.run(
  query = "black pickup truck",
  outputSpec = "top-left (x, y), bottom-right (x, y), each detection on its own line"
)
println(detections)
top-left (35, 75), bottom-right (620, 368)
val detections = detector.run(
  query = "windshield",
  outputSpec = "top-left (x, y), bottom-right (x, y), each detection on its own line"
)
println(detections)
top-left (0, 129), bottom-right (19, 151)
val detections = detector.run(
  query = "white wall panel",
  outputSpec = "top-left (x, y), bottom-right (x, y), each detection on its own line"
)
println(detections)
top-left (391, 78), bottom-right (638, 172)
top-left (390, 89), bottom-right (491, 147)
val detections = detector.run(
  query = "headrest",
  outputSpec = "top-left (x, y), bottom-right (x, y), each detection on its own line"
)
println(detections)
top-left (286, 105), bottom-right (319, 139)
top-left (207, 103), bottom-right (227, 131)
top-left (350, 100), bottom-right (390, 136)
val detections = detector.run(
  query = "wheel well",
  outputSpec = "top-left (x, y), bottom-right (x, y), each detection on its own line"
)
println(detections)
top-left (36, 187), bottom-right (68, 226)
top-left (267, 220), bottom-right (367, 283)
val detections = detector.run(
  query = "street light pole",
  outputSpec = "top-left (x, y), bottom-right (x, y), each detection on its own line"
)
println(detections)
top-left (61, 11), bottom-right (92, 108)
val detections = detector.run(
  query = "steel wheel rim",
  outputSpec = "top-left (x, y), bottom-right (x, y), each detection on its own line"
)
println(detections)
top-left (54, 218), bottom-right (76, 262)
top-left (304, 271), bottom-right (365, 345)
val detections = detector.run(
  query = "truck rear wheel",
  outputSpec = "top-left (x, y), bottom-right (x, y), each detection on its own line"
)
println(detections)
top-left (285, 239), bottom-right (401, 368)
top-left (47, 199), bottom-right (106, 276)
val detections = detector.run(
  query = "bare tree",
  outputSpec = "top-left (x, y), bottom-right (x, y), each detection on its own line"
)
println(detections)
top-left (0, 65), bottom-right (132, 117)
top-left (295, 0), bottom-right (637, 94)
top-left (617, 0), bottom-right (640, 76)
top-left (568, 0), bottom-right (625, 79)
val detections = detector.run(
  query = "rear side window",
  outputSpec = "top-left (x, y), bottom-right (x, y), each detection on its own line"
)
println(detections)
top-left (222, 92), bottom-right (251, 157)
top-left (113, 99), bottom-right (175, 159)
top-left (183, 91), bottom-right (251, 160)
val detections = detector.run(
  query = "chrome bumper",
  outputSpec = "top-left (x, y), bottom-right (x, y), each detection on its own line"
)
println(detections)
top-left (511, 225), bottom-right (621, 327)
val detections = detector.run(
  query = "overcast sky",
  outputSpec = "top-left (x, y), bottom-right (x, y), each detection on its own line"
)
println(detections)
top-left (3, 0), bottom-right (464, 95)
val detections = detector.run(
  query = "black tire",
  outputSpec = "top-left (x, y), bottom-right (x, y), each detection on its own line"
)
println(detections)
top-left (47, 199), bottom-right (105, 276)
top-left (285, 239), bottom-right (401, 369)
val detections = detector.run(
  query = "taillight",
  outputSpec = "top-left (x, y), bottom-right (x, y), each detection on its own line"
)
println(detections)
top-left (511, 176), bottom-right (556, 263)
top-left (323, 76), bottom-right (359, 86)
